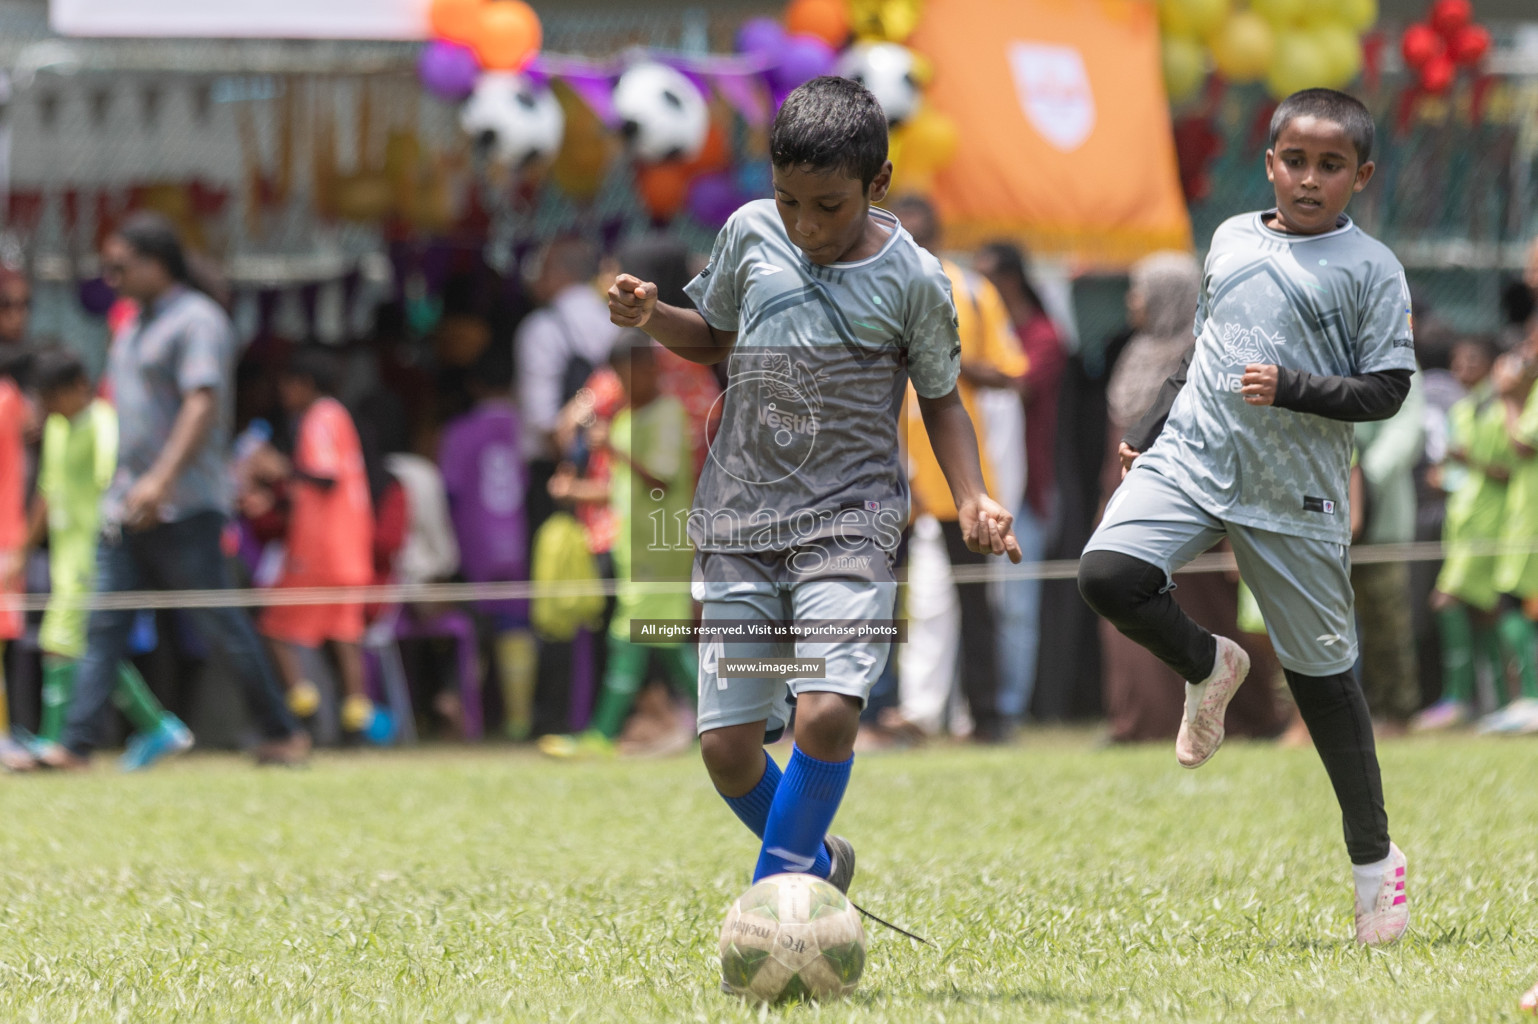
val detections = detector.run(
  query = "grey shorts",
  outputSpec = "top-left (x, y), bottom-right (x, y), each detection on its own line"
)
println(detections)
top-left (1085, 466), bottom-right (1357, 675)
top-left (692, 539), bottom-right (897, 737)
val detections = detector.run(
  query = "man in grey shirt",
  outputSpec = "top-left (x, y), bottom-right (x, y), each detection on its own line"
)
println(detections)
top-left (48, 214), bottom-right (307, 768)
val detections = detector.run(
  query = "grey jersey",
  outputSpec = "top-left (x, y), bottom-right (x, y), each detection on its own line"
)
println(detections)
top-left (683, 199), bottom-right (961, 554)
top-left (1137, 211), bottom-right (1416, 545)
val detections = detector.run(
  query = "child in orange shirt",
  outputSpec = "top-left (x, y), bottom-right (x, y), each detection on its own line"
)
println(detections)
top-left (251, 349), bottom-right (376, 735)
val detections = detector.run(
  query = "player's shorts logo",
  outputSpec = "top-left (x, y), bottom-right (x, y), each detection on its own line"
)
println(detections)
top-left (1219, 323), bottom-right (1286, 365)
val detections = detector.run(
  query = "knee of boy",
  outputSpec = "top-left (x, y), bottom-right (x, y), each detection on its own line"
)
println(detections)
top-left (699, 729), bottom-right (761, 786)
top-left (1077, 549), bottom-right (1124, 616)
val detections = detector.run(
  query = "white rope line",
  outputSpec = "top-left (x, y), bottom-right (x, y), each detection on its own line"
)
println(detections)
top-left (1, 538), bottom-right (1531, 613)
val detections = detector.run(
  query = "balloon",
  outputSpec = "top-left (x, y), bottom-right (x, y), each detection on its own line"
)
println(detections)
top-left (1449, 24), bottom-right (1490, 66)
top-left (1158, 0), bottom-right (1231, 41)
top-left (1420, 52), bottom-right (1455, 93)
top-left (1251, 0), bottom-right (1304, 29)
top-left (770, 34), bottom-right (837, 91)
top-left (737, 16), bottom-right (787, 56)
top-left (549, 84), bottom-right (614, 202)
top-left (1266, 28), bottom-right (1331, 99)
top-left (785, 0), bottom-right (851, 47)
top-left (471, 0), bottom-right (541, 72)
top-left (1400, 24), bottom-right (1442, 71)
top-left (637, 162), bottom-right (693, 221)
top-left (848, 0), bottom-right (924, 43)
top-left (1429, 0), bottom-right (1472, 39)
top-left (888, 105), bottom-right (957, 194)
top-left (1211, 10), bottom-right (1275, 82)
top-left (77, 277), bottom-right (115, 317)
top-left (429, 0), bottom-right (481, 45)
top-left (1313, 21), bottom-right (1363, 88)
top-left (1339, 0), bottom-right (1377, 33)
top-left (418, 40), bottom-right (480, 101)
top-left (1161, 34), bottom-right (1208, 104)
top-left (687, 171), bottom-right (748, 226)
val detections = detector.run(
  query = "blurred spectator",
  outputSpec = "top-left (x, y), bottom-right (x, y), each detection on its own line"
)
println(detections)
top-left (539, 334), bottom-right (697, 758)
top-left (977, 240), bottom-right (1066, 722)
top-left (439, 341), bottom-right (534, 739)
top-left (248, 347), bottom-right (377, 737)
top-left (50, 213), bottom-right (307, 768)
top-left (0, 347), bottom-right (31, 769)
top-left (1353, 372), bottom-right (1427, 732)
top-left (889, 196), bottom-right (1024, 742)
top-left (516, 236), bottom-right (620, 533)
top-left (0, 269), bottom-right (31, 348)
top-left (27, 347), bottom-right (189, 769)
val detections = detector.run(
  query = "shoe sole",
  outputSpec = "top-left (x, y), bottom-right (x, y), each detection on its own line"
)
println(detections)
top-left (825, 835), bottom-right (856, 894)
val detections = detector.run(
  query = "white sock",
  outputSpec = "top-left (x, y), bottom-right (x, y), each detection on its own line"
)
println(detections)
top-left (1352, 853), bottom-right (1393, 909)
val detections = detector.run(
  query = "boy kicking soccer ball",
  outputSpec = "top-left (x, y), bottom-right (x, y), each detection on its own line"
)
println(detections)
top-left (1079, 89), bottom-right (1415, 946)
top-left (608, 77), bottom-right (1019, 897)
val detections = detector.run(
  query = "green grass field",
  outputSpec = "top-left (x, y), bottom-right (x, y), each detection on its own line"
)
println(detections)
top-left (1, 731), bottom-right (1535, 1023)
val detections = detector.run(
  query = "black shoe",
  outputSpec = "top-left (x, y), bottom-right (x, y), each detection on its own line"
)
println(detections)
top-left (824, 835), bottom-right (856, 894)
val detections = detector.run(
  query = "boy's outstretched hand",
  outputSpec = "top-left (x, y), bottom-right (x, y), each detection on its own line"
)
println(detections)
top-left (609, 274), bottom-right (658, 328)
top-left (1241, 363), bottom-right (1279, 405)
top-left (959, 495), bottom-right (1023, 563)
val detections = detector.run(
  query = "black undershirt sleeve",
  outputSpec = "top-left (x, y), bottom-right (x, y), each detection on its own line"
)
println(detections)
top-left (1122, 347), bottom-right (1193, 452)
top-left (293, 469), bottom-right (337, 491)
top-left (1272, 367), bottom-right (1413, 422)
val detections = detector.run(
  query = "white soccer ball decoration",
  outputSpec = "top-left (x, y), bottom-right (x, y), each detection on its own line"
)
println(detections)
top-left (611, 61), bottom-right (709, 163)
top-left (719, 873), bottom-right (866, 1004)
top-left (459, 73), bottom-right (565, 170)
top-left (836, 42), bottom-right (921, 125)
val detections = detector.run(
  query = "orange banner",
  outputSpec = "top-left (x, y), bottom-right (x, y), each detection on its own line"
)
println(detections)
top-left (911, 0), bottom-right (1191, 266)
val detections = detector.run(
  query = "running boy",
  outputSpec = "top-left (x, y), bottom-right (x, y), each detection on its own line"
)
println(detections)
top-left (608, 76), bottom-right (1019, 897)
top-left (29, 347), bottom-right (192, 770)
top-left (1078, 89), bottom-right (1415, 946)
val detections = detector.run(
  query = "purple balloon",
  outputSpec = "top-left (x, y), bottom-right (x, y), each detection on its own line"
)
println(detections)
top-left (418, 40), bottom-right (480, 102)
top-left (687, 172), bottom-right (747, 227)
top-left (737, 16), bottom-right (787, 57)
top-left (77, 277), bottom-right (115, 317)
top-left (770, 35), bottom-right (836, 92)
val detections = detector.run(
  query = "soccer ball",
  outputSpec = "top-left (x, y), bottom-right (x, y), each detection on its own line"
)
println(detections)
top-left (836, 42), bottom-right (921, 125)
top-left (719, 873), bottom-right (866, 1004)
top-left (612, 61), bottom-right (709, 163)
top-left (459, 73), bottom-right (565, 170)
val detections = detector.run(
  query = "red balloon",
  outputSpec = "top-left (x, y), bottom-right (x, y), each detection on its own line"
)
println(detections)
top-left (1449, 24), bottom-right (1491, 66)
top-left (1420, 53), bottom-right (1456, 93)
top-left (1429, 0), bottom-right (1472, 38)
top-left (1400, 24), bottom-right (1442, 70)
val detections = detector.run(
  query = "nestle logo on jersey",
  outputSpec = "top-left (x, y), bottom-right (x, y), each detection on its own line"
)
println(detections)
top-left (1213, 372), bottom-right (1245, 393)
top-left (758, 404), bottom-right (818, 435)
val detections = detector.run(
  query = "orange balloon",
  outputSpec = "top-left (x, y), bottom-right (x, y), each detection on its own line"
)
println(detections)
top-left (429, 0), bottom-right (481, 45)
top-left (686, 124), bottom-right (730, 175)
top-left (785, 0), bottom-right (851, 47)
top-left (637, 162), bottom-right (692, 221)
top-left (472, 1), bottom-right (542, 72)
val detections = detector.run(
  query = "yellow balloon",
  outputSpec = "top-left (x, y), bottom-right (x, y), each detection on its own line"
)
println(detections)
top-left (1296, 0), bottom-right (1339, 27)
top-left (1312, 21), bottom-right (1363, 88)
top-left (1266, 28), bottom-right (1332, 99)
top-left (1339, 0), bottom-right (1378, 32)
top-left (1158, 0), bottom-right (1231, 40)
top-left (848, 0), bottom-right (924, 43)
top-left (1161, 34), bottom-right (1208, 103)
top-left (902, 107), bottom-right (958, 168)
top-left (1210, 10), bottom-right (1275, 82)
top-left (1251, 0), bottom-right (1305, 28)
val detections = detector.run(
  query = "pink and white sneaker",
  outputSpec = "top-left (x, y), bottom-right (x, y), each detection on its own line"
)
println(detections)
top-left (1176, 636), bottom-right (1250, 768)
top-left (1520, 978), bottom-right (1538, 1014)
top-left (1355, 843), bottom-right (1409, 946)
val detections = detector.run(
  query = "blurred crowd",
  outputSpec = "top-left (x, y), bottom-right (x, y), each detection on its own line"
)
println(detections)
top-left (1, 207), bottom-right (1538, 771)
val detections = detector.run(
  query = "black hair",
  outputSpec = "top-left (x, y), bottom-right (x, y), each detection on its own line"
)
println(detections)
top-left (0, 345), bottom-right (33, 387)
top-left (608, 329), bottom-right (657, 369)
top-left (1453, 334), bottom-right (1500, 362)
top-left (541, 236), bottom-right (601, 283)
top-left (114, 211), bottom-right (190, 284)
top-left (978, 240), bottom-right (1046, 316)
top-left (771, 76), bottom-right (888, 188)
top-left (1500, 279), bottom-right (1535, 327)
top-left (469, 337), bottom-right (515, 391)
top-left (31, 345), bottom-right (88, 395)
top-left (1268, 88), bottom-right (1375, 165)
top-left (282, 346), bottom-right (341, 396)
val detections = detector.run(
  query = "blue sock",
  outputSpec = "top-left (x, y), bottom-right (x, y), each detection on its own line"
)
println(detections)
top-left (753, 745), bottom-right (849, 882)
top-left (722, 751), bottom-right (782, 838)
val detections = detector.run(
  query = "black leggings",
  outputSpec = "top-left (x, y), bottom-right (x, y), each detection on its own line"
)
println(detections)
top-left (1079, 550), bottom-right (1390, 864)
